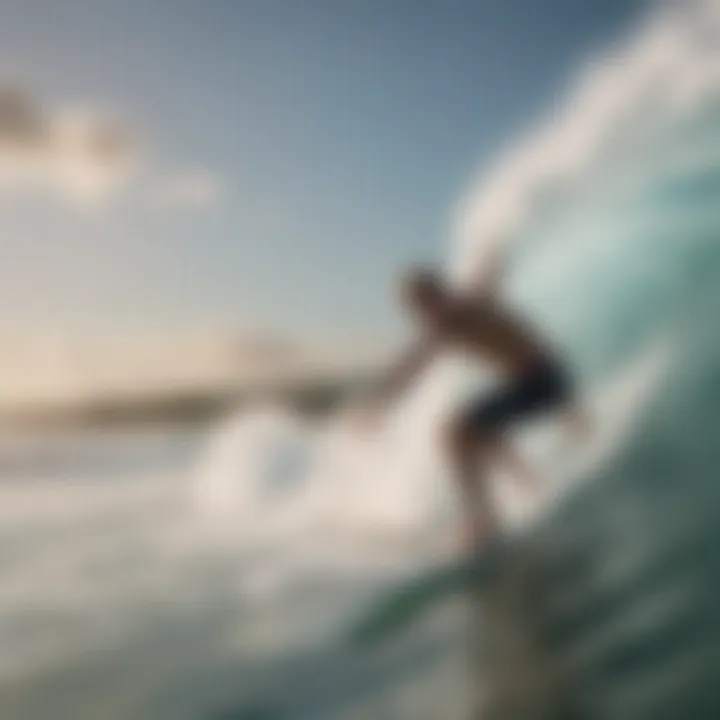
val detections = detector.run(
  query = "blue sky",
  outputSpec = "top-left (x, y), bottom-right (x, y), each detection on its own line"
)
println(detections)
top-left (0, 0), bottom-right (643, 349)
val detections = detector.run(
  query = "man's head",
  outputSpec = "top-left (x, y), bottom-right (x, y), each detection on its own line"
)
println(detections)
top-left (401, 266), bottom-right (450, 324)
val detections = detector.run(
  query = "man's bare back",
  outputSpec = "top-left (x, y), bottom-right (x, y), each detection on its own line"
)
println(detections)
top-left (430, 294), bottom-right (555, 377)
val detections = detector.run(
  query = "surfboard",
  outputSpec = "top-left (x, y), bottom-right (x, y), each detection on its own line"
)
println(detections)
top-left (346, 540), bottom-right (510, 647)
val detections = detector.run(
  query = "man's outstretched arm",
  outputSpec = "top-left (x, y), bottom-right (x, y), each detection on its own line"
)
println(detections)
top-left (364, 336), bottom-right (438, 416)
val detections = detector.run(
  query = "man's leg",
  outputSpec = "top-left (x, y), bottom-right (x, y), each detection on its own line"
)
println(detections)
top-left (446, 417), bottom-right (499, 555)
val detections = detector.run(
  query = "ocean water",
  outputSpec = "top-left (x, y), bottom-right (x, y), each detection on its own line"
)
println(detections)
top-left (0, 428), bottom-right (474, 720)
top-left (6, 1), bottom-right (720, 718)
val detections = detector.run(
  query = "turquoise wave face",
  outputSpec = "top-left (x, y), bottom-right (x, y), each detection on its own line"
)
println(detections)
top-left (523, 333), bottom-right (720, 718)
top-left (436, 7), bottom-right (720, 716)
top-left (498, 57), bottom-right (720, 720)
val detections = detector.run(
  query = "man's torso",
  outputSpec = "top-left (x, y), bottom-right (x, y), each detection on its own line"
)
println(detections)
top-left (434, 296), bottom-right (555, 377)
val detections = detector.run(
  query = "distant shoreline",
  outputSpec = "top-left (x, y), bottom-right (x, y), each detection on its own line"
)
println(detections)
top-left (0, 374), bottom-right (375, 432)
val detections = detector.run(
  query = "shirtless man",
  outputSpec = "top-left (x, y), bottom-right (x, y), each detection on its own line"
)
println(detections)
top-left (362, 260), bottom-right (581, 555)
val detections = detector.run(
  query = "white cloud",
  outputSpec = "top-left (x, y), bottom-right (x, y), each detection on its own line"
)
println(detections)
top-left (0, 84), bottom-right (226, 210)
top-left (0, 86), bottom-right (136, 205)
top-left (155, 170), bottom-right (224, 210)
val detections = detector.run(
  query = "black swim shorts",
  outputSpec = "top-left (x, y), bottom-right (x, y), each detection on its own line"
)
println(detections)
top-left (461, 361), bottom-right (572, 433)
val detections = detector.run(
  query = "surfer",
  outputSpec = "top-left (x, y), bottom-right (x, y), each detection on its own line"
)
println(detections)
top-left (359, 253), bottom-right (585, 555)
